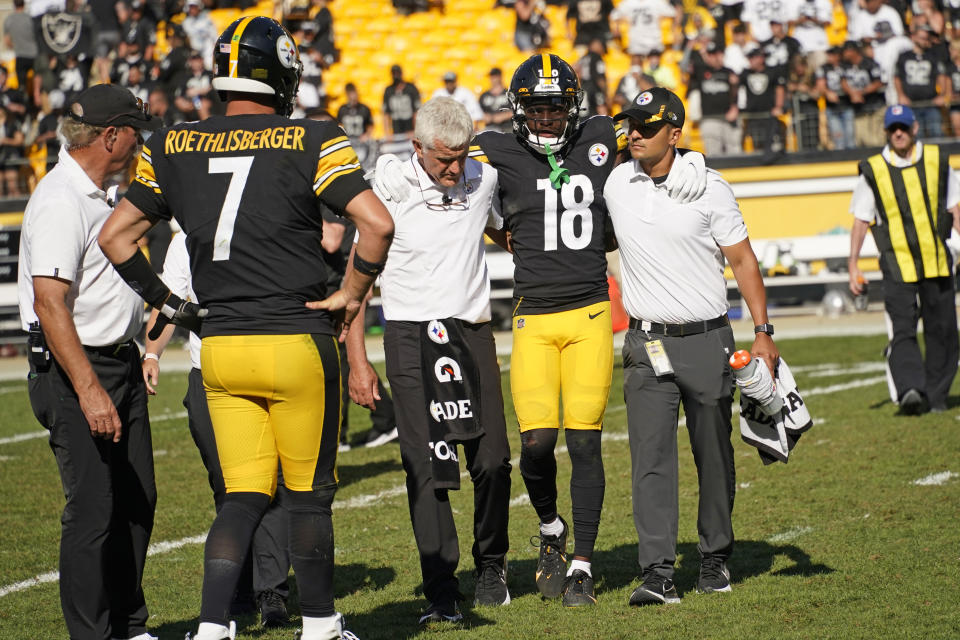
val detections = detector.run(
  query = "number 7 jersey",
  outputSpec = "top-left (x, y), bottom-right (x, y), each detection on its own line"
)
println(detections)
top-left (123, 113), bottom-right (370, 337)
top-left (470, 116), bottom-right (625, 314)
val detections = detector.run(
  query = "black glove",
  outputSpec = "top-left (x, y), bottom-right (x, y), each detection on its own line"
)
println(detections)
top-left (149, 293), bottom-right (207, 340)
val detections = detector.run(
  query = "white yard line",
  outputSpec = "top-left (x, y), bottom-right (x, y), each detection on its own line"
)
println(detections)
top-left (767, 526), bottom-right (815, 543)
top-left (803, 376), bottom-right (887, 395)
top-left (911, 471), bottom-right (957, 486)
top-left (0, 430), bottom-right (47, 445)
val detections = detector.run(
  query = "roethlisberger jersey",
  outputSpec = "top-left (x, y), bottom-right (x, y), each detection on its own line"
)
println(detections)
top-left (124, 113), bottom-right (369, 337)
top-left (470, 116), bottom-right (625, 314)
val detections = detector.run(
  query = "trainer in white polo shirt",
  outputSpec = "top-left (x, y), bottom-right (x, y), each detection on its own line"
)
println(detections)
top-left (603, 88), bottom-right (778, 608)
top-left (17, 83), bottom-right (161, 640)
top-left (347, 97), bottom-right (513, 624)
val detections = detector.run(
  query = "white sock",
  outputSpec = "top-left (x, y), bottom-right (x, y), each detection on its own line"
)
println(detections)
top-left (301, 613), bottom-right (342, 640)
top-left (540, 517), bottom-right (564, 537)
top-left (567, 559), bottom-right (592, 577)
top-left (195, 623), bottom-right (228, 640)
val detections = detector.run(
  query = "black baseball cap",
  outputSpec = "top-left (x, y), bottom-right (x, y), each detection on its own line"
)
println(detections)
top-left (614, 87), bottom-right (685, 128)
top-left (705, 40), bottom-right (723, 53)
top-left (68, 84), bottom-right (161, 130)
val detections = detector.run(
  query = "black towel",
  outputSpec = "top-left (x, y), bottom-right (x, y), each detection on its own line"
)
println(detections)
top-left (419, 319), bottom-right (484, 490)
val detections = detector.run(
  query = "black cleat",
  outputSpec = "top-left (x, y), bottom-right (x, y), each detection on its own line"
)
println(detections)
top-left (629, 572), bottom-right (681, 606)
top-left (418, 599), bottom-right (463, 625)
top-left (561, 569), bottom-right (597, 607)
top-left (899, 389), bottom-right (929, 416)
top-left (474, 561), bottom-right (510, 606)
top-left (696, 556), bottom-right (732, 593)
top-left (531, 516), bottom-right (568, 599)
top-left (257, 589), bottom-right (289, 628)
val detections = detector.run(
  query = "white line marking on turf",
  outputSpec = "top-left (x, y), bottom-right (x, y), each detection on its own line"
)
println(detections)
top-left (147, 534), bottom-right (207, 556)
top-left (509, 494), bottom-right (531, 507)
top-left (804, 376), bottom-right (887, 395)
top-left (0, 571), bottom-right (59, 598)
top-left (767, 526), bottom-right (814, 543)
top-left (0, 431), bottom-right (46, 445)
top-left (912, 471), bottom-right (957, 486)
top-left (0, 411), bottom-right (187, 449)
top-left (0, 386), bottom-right (26, 395)
top-left (806, 363), bottom-right (886, 378)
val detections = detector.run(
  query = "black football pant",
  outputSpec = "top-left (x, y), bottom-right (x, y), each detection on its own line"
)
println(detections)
top-left (384, 320), bottom-right (512, 603)
top-left (622, 326), bottom-right (737, 579)
top-left (28, 343), bottom-right (156, 640)
top-left (334, 341), bottom-right (396, 444)
top-left (183, 368), bottom-right (291, 600)
top-left (883, 276), bottom-right (959, 410)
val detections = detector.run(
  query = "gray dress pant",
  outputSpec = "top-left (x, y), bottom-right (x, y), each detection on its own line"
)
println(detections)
top-left (622, 325), bottom-right (737, 578)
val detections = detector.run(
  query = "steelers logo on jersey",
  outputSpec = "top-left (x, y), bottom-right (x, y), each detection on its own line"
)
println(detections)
top-left (588, 143), bottom-right (609, 167)
top-left (276, 35), bottom-right (297, 68)
top-left (636, 91), bottom-right (654, 106)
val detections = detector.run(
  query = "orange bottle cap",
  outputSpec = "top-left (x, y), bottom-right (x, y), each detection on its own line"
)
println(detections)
top-left (729, 349), bottom-right (752, 369)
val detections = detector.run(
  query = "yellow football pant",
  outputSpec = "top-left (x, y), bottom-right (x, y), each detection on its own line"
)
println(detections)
top-left (511, 301), bottom-right (613, 432)
top-left (200, 334), bottom-right (341, 495)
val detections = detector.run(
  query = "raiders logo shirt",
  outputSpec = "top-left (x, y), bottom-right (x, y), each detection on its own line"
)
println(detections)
top-left (124, 114), bottom-right (369, 337)
top-left (470, 116), bottom-right (624, 314)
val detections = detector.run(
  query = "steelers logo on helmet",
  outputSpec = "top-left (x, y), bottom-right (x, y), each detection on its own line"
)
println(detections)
top-left (637, 91), bottom-right (654, 106)
top-left (276, 34), bottom-right (297, 69)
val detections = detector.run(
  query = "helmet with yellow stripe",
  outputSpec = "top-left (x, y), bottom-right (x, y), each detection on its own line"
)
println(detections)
top-left (507, 53), bottom-right (583, 155)
top-left (212, 16), bottom-right (302, 116)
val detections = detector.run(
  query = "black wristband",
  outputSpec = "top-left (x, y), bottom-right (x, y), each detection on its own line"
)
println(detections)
top-left (113, 250), bottom-right (172, 309)
top-left (353, 252), bottom-right (386, 277)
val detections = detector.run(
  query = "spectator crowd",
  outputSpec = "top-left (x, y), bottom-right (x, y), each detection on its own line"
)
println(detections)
top-left (2, 0), bottom-right (960, 199)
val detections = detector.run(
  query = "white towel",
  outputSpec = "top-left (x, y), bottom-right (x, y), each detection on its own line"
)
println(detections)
top-left (738, 358), bottom-right (813, 464)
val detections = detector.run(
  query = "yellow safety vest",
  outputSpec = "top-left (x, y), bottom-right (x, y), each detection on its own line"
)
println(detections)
top-left (859, 145), bottom-right (953, 283)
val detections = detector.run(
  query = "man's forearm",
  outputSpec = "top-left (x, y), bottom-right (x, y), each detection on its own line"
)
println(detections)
top-left (733, 264), bottom-right (770, 326)
top-left (848, 218), bottom-right (869, 268)
top-left (34, 296), bottom-right (99, 393)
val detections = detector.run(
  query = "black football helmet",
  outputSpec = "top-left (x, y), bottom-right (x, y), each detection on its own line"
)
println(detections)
top-left (212, 16), bottom-right (302, 116)
top-left (507, 54), bottom-right (583, 154)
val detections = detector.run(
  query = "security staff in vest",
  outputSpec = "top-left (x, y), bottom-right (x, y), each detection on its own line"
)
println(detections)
top-left (346, 98), bottom-right (512, 624)
top-left (603, 87), bottom-right (779, 606)
top-left (17, 84), bottom-right (161, 640)
top-left (849, 104), bottom-right (960, 415)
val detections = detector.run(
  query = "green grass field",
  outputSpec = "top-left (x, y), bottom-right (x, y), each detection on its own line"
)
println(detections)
top-left (1, 333), bottom-right (958, 639)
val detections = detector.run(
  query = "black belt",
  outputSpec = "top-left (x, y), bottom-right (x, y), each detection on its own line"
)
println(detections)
top-left (628, 315), bottom-right (729, 337)
top-left (82, 341), bottom-right (135, 358)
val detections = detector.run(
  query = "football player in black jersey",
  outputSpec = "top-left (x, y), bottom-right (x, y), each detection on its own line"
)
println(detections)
top-left (377, 53), bottom-right (707, 608)
top-left (99, 16), bottom-right (393, 640)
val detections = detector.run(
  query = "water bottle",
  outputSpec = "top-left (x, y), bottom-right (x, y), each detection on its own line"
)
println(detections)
top-left (729, 350), bottom-right (782, 415)
top-left (854, 275), bottom-right (869, 311)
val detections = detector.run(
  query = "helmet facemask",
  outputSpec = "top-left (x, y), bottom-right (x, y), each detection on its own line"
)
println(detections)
top-left (511, 95), bottom-right (579, 155)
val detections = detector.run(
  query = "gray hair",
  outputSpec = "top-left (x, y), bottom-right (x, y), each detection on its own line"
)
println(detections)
top-left (414, 97), bottom-right (474, 150)
top-left (59, 116), bottom-right (106, 151)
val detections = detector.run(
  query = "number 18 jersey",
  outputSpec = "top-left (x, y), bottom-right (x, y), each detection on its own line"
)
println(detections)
top-left (470, 116), bottom-right (624, 314)
top-left (123, 113), bottom-right (369, 337)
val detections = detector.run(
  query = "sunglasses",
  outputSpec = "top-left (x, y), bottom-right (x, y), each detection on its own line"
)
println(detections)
top-left (624, 119), bottom-right (669, 138)
top-left (886, 123), bottom-right (912, 133)
top-left (417, 176), bottom-right (469, 211)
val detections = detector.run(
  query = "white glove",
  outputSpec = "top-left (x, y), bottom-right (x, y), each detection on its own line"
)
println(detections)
top-left (367, 153), bottom-right (409, 202)
top-left (946, 228), bottom-right (960, 268)
top-left (664, 150), bottom-right (707, 204)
